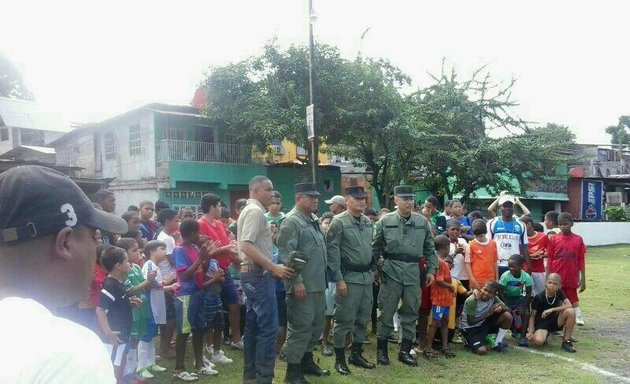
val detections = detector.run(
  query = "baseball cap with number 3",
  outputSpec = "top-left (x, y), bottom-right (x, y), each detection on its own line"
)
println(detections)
top-left (0, 165), bottom-right (128, 243)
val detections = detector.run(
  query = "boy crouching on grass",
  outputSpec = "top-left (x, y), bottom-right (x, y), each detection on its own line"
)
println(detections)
top-left (460, 281), bottom-right (512, 355)
top-left (527, 273), bottom-right (577, 353)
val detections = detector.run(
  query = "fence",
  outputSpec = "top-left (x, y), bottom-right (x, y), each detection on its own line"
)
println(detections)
top-left (157, 140), bottom-right (256, 165)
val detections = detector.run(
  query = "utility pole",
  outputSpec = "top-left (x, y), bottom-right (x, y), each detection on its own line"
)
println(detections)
top-left (307, 0), bottom-right (317, 183)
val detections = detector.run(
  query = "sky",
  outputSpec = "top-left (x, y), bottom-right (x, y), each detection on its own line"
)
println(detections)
top-left (2, 0), bottom-right (629, 144)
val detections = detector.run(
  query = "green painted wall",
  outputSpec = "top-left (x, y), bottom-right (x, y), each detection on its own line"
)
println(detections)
top-left (167, 162), bottom-right (267, 189)
top-left (267, 165), bottom-right (341, 214)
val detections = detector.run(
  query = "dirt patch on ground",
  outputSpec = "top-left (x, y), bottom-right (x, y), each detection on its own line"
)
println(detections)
top-left (587, 318), bottom-right (630, 382)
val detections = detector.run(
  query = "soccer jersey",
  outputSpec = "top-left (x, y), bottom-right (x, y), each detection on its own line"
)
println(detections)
top-left (157, 231), bottom-right (177, 279)
top-left (547, 232), bottom-right (586, 289)
top-left (99, 277), bottom-right (132, 342)
top-left (448, 237), bottom-right (470, 280)
top-left (198, 217), bottom-right (232, 271)
top-left (499, 270), bottom-right (533, 297)
top-left (173, 244), bottom-right (204, 296)
top-left (531, 289), bottom-right (567, 324)
top-left (142, 260), bottom-right (166, 324)
top-left (431, 258), bottom-right (453, 307)
top-left (460, 293), bottom-right (507, 330)
top-left (487, 217), bottom-right (528, 266)
top-left (527, 232), bottom-right (549, 273)
top-left (467, 238), bottom-right (498, 286)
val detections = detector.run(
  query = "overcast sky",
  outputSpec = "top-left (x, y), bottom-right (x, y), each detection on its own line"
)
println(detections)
top-left (2, 0), bottom-right (628, 143)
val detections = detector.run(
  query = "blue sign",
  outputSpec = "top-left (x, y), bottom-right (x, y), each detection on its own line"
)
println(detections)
top-left (581, 180), bottom-right (603, 221)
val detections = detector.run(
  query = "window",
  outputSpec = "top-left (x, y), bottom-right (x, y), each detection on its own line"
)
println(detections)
top-left (20, 129), bottom-right (44, 146)
top-left (168, 126), bottom-right (186, 141)
top-left (297, 146), bottom-right (307, 156)
top-left (104, 132), bottom-right (116, 160)
top-left (65, 144), bottom-right (75, 166)
top-left (0, 127), bottom-right (8, 142)
top-left (271, 139), bottom-right (283, 155)
top-left (129, 124), bottom-right (142, 156)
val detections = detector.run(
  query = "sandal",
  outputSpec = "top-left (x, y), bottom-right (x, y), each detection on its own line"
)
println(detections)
top-left (422, 349), bottom-right (439, 359)
top-left (174, 371), bottom-right (199, 382)
top-left (441, 348), bottom-right (456, 358)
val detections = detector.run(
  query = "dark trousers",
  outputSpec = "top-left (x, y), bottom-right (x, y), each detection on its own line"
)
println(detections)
top-left (242, 273), bottom-right (278, 384)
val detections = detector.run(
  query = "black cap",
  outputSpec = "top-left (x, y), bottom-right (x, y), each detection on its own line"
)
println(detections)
top-left (394, 185), bottom-right (415, 197)
top-left (0, 165), bottom-right (129, 243)
top-left (344, 186), bottom-right (367, 199)
top-left (294, 182), bottom-right (320, 196)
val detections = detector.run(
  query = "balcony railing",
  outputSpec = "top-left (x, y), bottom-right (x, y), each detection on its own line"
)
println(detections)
top-left (157, 140), bottom-right (257, 165)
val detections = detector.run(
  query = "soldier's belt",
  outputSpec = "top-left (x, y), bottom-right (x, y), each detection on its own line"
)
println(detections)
top-left (383, 253), bottom-right (420, 263)
top-left (341, 262), bottom-right (373, 272)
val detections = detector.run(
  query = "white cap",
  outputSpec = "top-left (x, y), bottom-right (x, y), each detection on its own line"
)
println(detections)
top-left (498, 194), bottom-right (516, 206)
top-left (324, 195), bottom-right (346, 206)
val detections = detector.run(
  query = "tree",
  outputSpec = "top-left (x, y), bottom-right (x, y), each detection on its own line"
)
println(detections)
top-left (0, 51), bottom-right (33, 100)
top-left (199, 45), bottom-right (575, 207)
top-left (605, 116), bottom-right (630, 147)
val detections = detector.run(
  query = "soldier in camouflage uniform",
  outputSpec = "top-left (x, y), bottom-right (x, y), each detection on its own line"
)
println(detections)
top-left (277, 183), bottom-right (330, 384)
top-left (326, 186), bottom-right (376, 375)
top-left (373, 185), bottom-right (438, 367)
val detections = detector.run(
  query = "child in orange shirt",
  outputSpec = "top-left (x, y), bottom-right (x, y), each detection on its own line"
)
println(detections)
top-left (465, 219), bottom-right (499, 290)
top-left (424, 235), bottom-right (456, 359)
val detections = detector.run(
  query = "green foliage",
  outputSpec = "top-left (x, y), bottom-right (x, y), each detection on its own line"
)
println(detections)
top-left (0, 51), bottom-right (33, 100)
top-left (604, 206), bottom-right (628, 222)
top-left (605, 115), bottom-right (630, 146)
top-left (199, 45), bottom-right (576, 207)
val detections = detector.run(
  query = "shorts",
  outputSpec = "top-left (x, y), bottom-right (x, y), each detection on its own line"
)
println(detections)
top-left (504, 296), bottom-right (525, 311)
top-left (165, 290), bottom-right (175, 321)
top-left (175, 291), bottom-right (207, 334)
top-left (220, 274), bottom-right (240, 306)
top-left (104, 343), bottom-right (127, 367)
top-left (277, 290), bottom-right (287, 327)
top-left (461, 313), bottom-right (502, 352)
top-left (325, 282), bottom-right (336, 317)
top-left (420, 285), bottom-right (432, 311)
top-left (431, 305), bottom-right (450, 321)
top-left (563, 288), bottom-right (579, 304)
top-left (535, 313), bottom-right (563, 333)
top-left (205, 292), bottom-right (224, 330)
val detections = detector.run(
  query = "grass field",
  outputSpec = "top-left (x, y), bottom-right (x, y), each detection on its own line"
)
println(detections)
top-left (149, 245), bottom-right (630, 384)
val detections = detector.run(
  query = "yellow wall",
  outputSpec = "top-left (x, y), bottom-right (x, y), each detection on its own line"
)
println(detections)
top-left (271, 139), bottom-right (328, 165)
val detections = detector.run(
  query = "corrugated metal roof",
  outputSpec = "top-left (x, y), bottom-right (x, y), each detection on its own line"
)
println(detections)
top-left (0, 97), bottom-right (71, 133)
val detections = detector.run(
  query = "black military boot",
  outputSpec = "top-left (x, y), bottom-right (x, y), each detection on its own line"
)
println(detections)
top-left (348, 343), bottom-right (376, 369)
top-left (398, 338), bottom-right (418, 367)
top-left (301, 352), bottom-right (331, 377)
top-left (376, 338), bottom-right (390, 365)
top-left (285, 363), bottom-right (310, 384)
top-left (334, 347), bottom-right (351, 375)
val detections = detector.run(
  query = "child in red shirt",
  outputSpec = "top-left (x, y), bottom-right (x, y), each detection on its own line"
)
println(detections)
top-left (423, 235), bottom-right (456, 359)
top-left (521, 216), bottom-right (549, 296)
top-left (546, 212), bottom-right (586, 326)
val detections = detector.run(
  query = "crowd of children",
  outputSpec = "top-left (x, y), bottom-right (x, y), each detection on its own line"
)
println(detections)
top-left (83, 191), bottom-right (586, 383)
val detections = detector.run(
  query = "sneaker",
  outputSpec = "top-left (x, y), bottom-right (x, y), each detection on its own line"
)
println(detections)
top-left (204, 344), bottom-right (213, 355)
top-left (576, 313), bottom-right (585, 326)
top-left (493, 341), bottom-right (508, 352)
top-left (212, 351), bottom-right (234, 364)
top-left (197, 366), bottom-right (219, 376)
top-left (150, 363), bottom-right (167, 372)
top-left (137, 369), bottom-right (154, 379)
top-left (518, 338), bottom-right (529, 347)
top-left (174, 371), bottom-right (198, 382)
top-left (230, 339), bottom-right (244, 350)
top-left (561, 340), bottom-right (577, 353)
top-left (452, 333), bottom-right (464, 344)
top-left (200, 355), bottom-right (216, 369)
